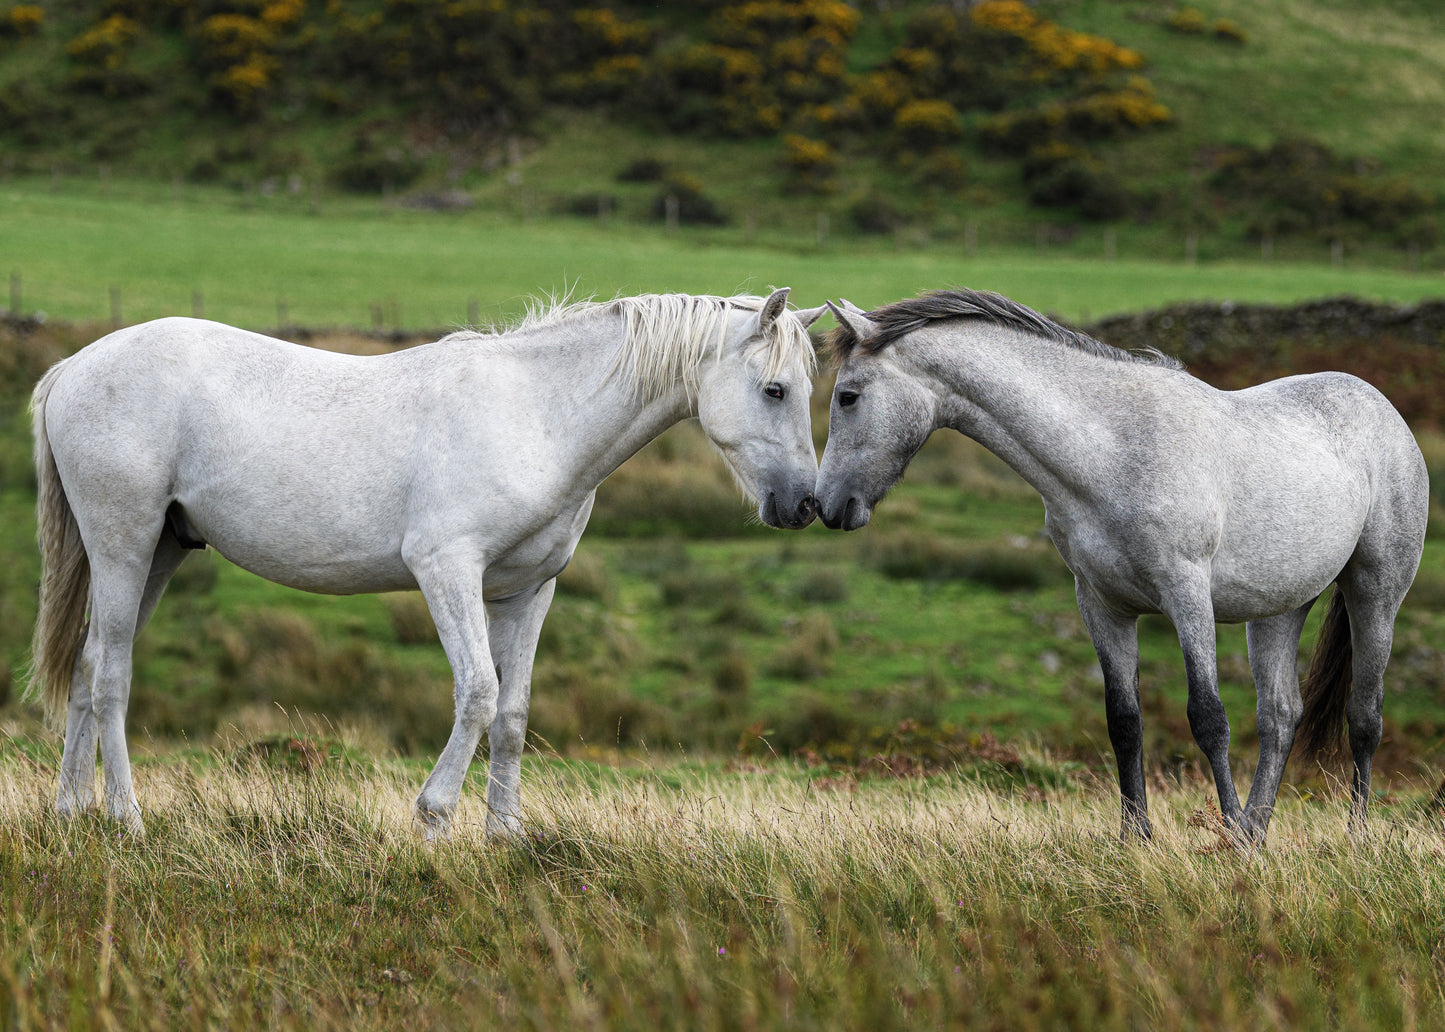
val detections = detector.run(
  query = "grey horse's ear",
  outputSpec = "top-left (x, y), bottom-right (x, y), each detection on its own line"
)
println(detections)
top-left (792, 304), bottom-right (828, 329)
top-left (825, 300), bottom-right (877, 344)
top-left (839, 298), bottom-right (869, 315)
top-left (759, 287), bottom-right (791, 330)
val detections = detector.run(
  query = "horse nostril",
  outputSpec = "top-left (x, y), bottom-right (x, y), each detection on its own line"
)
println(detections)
top-left (798, 494), bottom-right (818, 519)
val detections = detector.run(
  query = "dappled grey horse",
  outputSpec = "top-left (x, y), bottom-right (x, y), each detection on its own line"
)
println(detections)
top-left (29, 289), bottom-right (824, 838)
top-left (817, 290), bottom-right (1427, 844)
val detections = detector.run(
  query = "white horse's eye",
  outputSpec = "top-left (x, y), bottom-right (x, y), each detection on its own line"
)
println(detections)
top-left (764, 382), bottom-right (786, 400)
top-left (837, 390), bottom-right (860, 407)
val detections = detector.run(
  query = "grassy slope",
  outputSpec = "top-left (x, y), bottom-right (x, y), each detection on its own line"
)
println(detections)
top-left (2, 2), bottom-right (1445, 268)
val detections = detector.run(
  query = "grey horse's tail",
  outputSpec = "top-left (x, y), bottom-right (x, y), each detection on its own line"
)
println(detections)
top-left (25, 360), bottom-right (89, 730)
top-left (1296, 587), bottom-right (1352, 762)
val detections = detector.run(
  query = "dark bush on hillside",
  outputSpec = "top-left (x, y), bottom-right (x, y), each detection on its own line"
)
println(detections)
top-left (332, 133), bottom-right (423, 194)
top-left (617, 157), bottom-right (666, 182)
top-left (1027, 158), bottom-right (1130, 220)
top-left (1211, 138), bottom-right (1436, 240)
top-left (849, 192), bottom-right (904, 234)
top-left (651, 174), bottom-right (729, 225)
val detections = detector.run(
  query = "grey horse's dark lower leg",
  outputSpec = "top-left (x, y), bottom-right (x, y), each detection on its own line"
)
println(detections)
top-left (1176, 619), bottom-right (1243, 826)
top-left (1077, 584), bottom-right (1149, 839)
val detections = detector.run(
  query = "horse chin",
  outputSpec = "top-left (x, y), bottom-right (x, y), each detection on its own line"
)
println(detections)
top-left (820, 495), bottom-right (871, 532)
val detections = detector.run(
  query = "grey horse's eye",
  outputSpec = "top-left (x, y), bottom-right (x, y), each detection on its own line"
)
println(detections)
top-left (837, 390), bottom-right (859, 407)
top-left (764, 382), bottom-right (786, 400)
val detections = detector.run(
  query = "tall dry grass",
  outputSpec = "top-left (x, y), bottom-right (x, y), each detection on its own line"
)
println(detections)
top-left (2, 738), bottom-right (1443, 1030)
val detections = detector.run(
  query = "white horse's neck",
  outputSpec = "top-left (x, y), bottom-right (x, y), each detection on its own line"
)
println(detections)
top-left (457, 311), bottom-right (699, 494)
top-left (912, 324), bottom-right (1166, 505)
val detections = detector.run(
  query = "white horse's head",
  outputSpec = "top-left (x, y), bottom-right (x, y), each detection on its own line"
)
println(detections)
top-left (697, 288), bottom-right (825, 529)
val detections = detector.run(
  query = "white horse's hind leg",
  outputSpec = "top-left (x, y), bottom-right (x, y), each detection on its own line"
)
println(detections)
top-left (56, 632), bottom-right (98, 816)
top-left (410, 553), bottom-right (497, 841)
top-left (483, 580), bottom-right (556, 840)
top-left (86, 553), bottom-right (157, 831)
top-left (56, 532), bottom-right (190, 818)
top-left (1240, 601), bottom-right (1315, 844)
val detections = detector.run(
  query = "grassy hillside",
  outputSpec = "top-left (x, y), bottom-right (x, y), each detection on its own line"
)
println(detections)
top-left (1, 0), bottom-right (1442, 266)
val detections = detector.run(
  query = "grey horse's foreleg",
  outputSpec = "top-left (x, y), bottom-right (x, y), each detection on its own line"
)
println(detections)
top-left (1240, 601), bottom-right (1315, 844)
top-left (1169, 591), bottom-right (1243, 827)
top-left (57, 531), bottom-right (190, 816)
top-left (410, 553), bottom-right (497, 841)
top-left (1076, 582), bottom-right (1150, 840)
top-left (482, 579), bottom-right (555, 840)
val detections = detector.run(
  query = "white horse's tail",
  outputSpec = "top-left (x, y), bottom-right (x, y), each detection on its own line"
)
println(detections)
top-left (25, 361), bottom-right (89, 729)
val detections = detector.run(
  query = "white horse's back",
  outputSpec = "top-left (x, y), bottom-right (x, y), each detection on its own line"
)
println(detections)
top-left (45, 319), bottom-right (429, 592)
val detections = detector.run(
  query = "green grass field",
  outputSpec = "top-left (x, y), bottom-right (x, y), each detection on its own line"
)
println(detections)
top-left (4, 177), bottom-right (1445, 330)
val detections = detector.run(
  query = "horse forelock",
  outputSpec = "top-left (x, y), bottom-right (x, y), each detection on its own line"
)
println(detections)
top-left (828, 288), bottom-right (1182, 370)
top-left (609, 293), bottom-right (816, 401)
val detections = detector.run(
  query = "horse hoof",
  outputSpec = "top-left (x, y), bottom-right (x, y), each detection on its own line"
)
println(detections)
top-left (412, 808), bottom-right (452, 843)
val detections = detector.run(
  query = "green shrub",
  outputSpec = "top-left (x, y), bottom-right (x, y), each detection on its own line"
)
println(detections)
top-left (781, 133), bottom-right (837, 194)
top-left (332, 132), bottom-right (424, 194)
top-left (1166, 7), bottom-right (1207, 34)
top-left (894, 98), bottom-right (962, 150)
top-left (1, 4), bottom-right (42, 34)
top-left (768, 611), bottom-right (839, 680)
top-left (617, 157), bottom-right (666, 182)
top-left (849, 192), bottom-right (904, 234)
top-left (651, 173), bottom-right (729, 226)
top-left (864, 531), bottom-right (1065, 590)
top-left (1213, 18), bottom-right (1247, 44)
top-left (384, 593), bottom-right (437, 646)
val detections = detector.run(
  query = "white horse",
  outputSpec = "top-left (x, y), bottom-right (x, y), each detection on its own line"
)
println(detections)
top-left (816, 290), bottom-right (1427, 845)
top-left (28, 289), bottom-right (824, 838)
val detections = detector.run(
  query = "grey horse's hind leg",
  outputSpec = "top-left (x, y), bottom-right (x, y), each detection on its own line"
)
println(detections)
top-left (1240, 600), bottom-right (1315, 844)
top-left (1076, 581), bottom-right (1150, 840)
top-left (57, 529), bottom-right (190, 817)
top-left (1336, 578), bottom-right (1407, 835)
top-left (1167, 584), bottom-right (1244, 828)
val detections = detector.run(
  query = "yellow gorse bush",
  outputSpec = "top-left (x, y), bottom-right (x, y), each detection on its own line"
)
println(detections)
top-left (3, 4), bottom-right (42, 35)
top-left (66, 14), bottom-right (140, 68)
top-left (972, 0), bottom-right (1144, 77)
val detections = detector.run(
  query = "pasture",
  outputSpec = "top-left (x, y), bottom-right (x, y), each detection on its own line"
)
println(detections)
top-left (5, 177), bottom-right (1445, 329)
top-left (3, 181), bottom-right (1445, 1027)
top-left (3, 743), bottom-right (1445, 1030)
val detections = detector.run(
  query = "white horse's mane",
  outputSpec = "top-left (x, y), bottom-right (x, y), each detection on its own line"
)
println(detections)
top-left (443, 292), bottom-right (817, 401)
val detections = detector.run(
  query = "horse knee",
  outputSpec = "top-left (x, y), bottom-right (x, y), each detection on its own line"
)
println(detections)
top-left (453, 680), bottom-right (498, 732)
top-left (1186, 695), bottom-right (1231, 754)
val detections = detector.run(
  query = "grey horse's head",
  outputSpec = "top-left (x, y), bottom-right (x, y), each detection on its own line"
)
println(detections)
top-left (814, 300), bottom-right (936, 531)
top-left (697, 288), bottom-right (827, 529)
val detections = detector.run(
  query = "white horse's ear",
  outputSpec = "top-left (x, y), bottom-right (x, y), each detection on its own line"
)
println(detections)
top-left (839, 298), bottom-right (868, 315)
top-left (825, 300), bottom-right (877, 343)
top-left (759, 287), bottom-right (791, 330)
top-left (792, 304), bottom-right (828, 329)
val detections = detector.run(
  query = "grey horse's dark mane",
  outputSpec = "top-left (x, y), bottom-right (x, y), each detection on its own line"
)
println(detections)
top-left (827, 288), bottom-right (1183, 370)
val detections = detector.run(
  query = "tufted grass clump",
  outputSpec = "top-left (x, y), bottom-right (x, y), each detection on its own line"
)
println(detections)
top-left (2, 743), bottom-right (1444, 1030)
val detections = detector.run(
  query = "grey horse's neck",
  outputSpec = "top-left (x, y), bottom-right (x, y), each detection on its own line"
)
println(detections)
top-left (910, 321), bottom-right (1184, 503)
